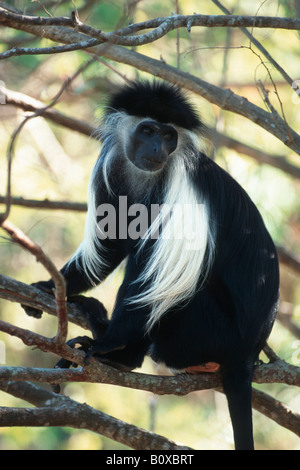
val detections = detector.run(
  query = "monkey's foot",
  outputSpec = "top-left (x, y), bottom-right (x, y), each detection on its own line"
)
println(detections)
top-left (185, 362), bottom-right (220, 374)
top-left (84, 340), bottom-right (126, 364)
top-left (52, 335), bottom-right (94, 393)
top-left (55, 335), bottom-right (94, 370)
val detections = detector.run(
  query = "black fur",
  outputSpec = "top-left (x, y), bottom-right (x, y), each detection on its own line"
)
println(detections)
top-left (107, 80), bottom-right (203, 131)
top-left (24, 81), bottom-right (279, 450)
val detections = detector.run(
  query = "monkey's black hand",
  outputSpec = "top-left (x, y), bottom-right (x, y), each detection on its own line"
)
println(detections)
top-left (21, 280), bottom-right (54, 318)
top-left (54, 295), bottom-right (109, 368)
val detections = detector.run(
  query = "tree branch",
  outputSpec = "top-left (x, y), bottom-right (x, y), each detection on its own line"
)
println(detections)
top-left (0, 274), bottom-right (88, 329)
top-left (252, 388), bottom-right (300, 437)
top-left (0, 221), bottom-right (67, 344)
top-left (1, 14), bottom-right (298, 155)
top-left (0, 381), bottom-right (191, 450)
top-left (0, 355), bottom-right (298, 391)
top-left (4, 85), bottom-right (300, 179)
top-left (2, 86), bottom-right (94, 137)
top-left (1, 274), bottom-right (299, 439)
top-left (211, 0), bottom-right (296, 89)
top-left (0, 357), bottom-right (299, 438)
top-left (1, 7), bottom-right (300, 36)
top-left (277, 246), bottom-right (300, 275)
top-left (0, 37), bottom-right (103, 60)
top-left (0, 196), bottom-right (87, 212)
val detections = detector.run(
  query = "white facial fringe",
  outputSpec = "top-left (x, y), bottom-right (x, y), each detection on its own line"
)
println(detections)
top-left (66, 113), bottom-right (128, 283)
top-left (129, 157), bottom-right (215, 332)
top-left (66, 175), bottom-right (108, 285)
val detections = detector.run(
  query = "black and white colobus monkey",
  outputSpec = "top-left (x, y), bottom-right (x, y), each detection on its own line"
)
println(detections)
top-left (24, 81), bottom-right (279, 450)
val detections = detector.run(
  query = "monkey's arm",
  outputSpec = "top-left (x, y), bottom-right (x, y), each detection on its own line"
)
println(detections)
top-left (83, 256), bottom-right (152, 369)
top-left (22, 243), bottom-right (125, 318)
top-left (56, 256), bottom-right (152, 370)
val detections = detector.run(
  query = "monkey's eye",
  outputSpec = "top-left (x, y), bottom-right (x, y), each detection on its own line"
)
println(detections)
top-left (163, 133), bottom-right (173, 141)
top-left (141, 126), bottom-right (154, 137)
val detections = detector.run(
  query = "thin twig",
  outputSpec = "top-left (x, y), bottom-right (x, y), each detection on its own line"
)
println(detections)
top-left (0, 221), bottom-right (68, 344)
top-left (0, 37), bottom-right (102, 60)
top-left (257, 78), bottom-right (293, 144)
top-left (210, 0), bottom-right (297, 90)
top-left (0, 58), bottom-right (94, 225)
top-left (175, 0), bottom-right (180, 70)
top-left (0, 196), bottom-right (87, 211)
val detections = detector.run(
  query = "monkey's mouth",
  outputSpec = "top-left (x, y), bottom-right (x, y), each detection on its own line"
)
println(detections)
top-left (130, 154), bottom-right (167, 172)
top-left (142, 156), bottom-right (167, 171)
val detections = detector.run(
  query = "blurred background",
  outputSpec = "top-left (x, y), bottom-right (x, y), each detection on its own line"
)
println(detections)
top-left (0, 0), bottom-right (299, 450)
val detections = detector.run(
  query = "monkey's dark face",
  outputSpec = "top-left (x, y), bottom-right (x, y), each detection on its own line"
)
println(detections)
top-left (126, 120), bottom-right (178, 172)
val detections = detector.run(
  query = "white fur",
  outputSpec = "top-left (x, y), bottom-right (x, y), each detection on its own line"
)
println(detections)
top-left (130, 156), bottom-right (215, 332)
top-left (67, 169), bottom-right (108, 285)
top-left (70, 112), bottom-right (215, 330)
top-left (67, 112), bottom-right (132, 284)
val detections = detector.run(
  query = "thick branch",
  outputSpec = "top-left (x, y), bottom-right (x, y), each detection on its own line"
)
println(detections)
top-left (0, 274), bottom-right (88, 329)
top-left (0, 381), bottom-right (191, 450)
top-left (252, 388), bottom-right (300, 437)
top-left (253, 359), bottom-right (300, 387)
top-left (3, 87), bottom-right (94, 137)
top-left (4, 86), bottom-right (300, 179)
top-left (0, 360), bottom-right (299, 438)
top-left (211, 130), bottom-right (300, 179)
top-left (277, 246), bottom-right (300, 275)
top-left (1, 8), bottom-right (300, 39)
top-left (1, 17), bottom-right (298, 155)
top-left (0, 357), bottom-right (299, 391)
top-left (100, 46), bottom-right (300, 155)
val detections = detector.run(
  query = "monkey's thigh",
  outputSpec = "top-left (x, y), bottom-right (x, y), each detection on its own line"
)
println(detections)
top-left (149, 298), bottom-right (240, 370)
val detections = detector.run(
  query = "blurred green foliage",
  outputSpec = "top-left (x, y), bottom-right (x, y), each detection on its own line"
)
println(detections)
top-left (0, 0), bottom-right (299, 450)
